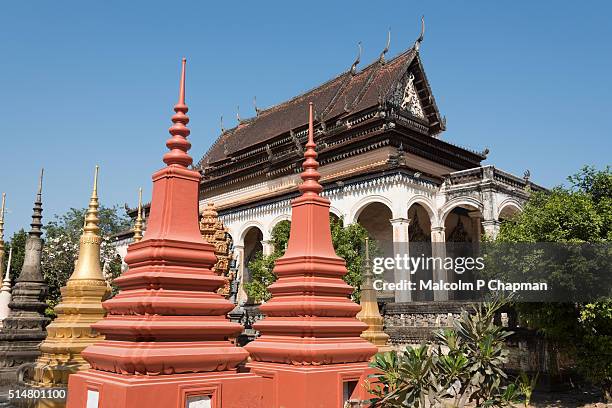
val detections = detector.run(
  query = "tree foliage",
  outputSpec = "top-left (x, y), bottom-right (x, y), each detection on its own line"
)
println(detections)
top-left (21, 205), bottom-right (130, 317)
top-left (3, 229), bottom-right (27, 282)
top-left (244, 216), bottom-right (375, 303)
top-left (497, 165), bottom-right (612, 400)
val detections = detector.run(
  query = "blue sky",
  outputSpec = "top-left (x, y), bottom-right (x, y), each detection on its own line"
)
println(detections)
top-left (0, 1), bottom-right (610, 237)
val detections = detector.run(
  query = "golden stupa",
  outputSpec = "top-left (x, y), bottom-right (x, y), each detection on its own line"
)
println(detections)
top-left (199, 202), bottom-right (233, 296)
top-left (356, 237), bottom-right (391, 352)
top-left (30, 166), bottom-right (110, 406)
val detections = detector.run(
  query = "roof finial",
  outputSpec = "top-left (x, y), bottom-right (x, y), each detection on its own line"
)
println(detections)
top-left (379, 29), bottom-right (391, 63)
top-left (220, 115), bottom-right (225, 133)
top-left (163, 58), bottom-right (192, 167)
top-left (350, 42), bottom-right (362, 75)
top-left (236, 105), bottom-right (241, 123)
top-left (298, 103), bottom-right (323, 197)
top-left (253, 96), bottom-right (261, 116)
top-left (414, 15), bottom-right (425, 51)
top-left (133, 188), bottom-right (143, 243)
top-left (30, 168), bottom-right (44, 238)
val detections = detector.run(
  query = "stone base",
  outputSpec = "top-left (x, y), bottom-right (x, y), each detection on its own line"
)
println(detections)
top-left (66, 369), bottom-right (263, 408)
top-left (247, 361), bottom-right (373, 408)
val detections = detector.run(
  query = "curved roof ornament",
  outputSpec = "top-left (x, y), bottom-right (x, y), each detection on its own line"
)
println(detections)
top-left (220, 115), bottom-right (225, 133)
top-left (236, 105), bottom-right (241, 123)
top-left (253, 96), bottom-right (261, 116)
top-left (379, 29), bottom-right (391, 63)
top-left (350, 42), bottom-right (362, 75)
top-left (414, 15), bottom-right (425, 51)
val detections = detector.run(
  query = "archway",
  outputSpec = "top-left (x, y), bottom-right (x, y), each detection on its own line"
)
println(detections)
top-left (241, 226), bottom-right (263, 292)
top-left (356, 202), bottom-right (394, 287)
top-left (407, 203), bottom-right (433, 301)
top-left (444, 204), bottom-right (483, 300)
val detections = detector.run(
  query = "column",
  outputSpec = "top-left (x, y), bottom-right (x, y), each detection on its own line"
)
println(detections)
top-left (482, 220), bottom-right (501, 240)
top-left (430, 225), bottom-right (449, 301)
top-left (390, 218), bottom-right (411, 303)
top-left (233, 244), bottom-right (248, 305)
top-left (468, 211), bottom-right (482, 243)
top-left (262, 239), bottom-right (274, 256)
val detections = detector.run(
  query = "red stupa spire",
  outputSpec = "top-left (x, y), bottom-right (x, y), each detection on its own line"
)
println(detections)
top-left (163, 58), bottom-right (192, 167)
top-left (67, 59), bottom-right (261, 408)
top-left (245, 103), bottom-right (377, 407)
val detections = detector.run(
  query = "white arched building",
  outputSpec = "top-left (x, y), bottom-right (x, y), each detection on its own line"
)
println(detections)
top-left (193, 39), bottom-right (544, 305)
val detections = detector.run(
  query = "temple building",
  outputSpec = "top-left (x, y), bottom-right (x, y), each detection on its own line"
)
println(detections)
top-left (193, 28), bottom-right (544, 306)
top-left (111, 27), bottom-right (544, 342)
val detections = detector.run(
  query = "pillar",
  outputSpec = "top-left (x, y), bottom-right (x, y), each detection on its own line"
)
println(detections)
top-left (482, 219), bottom-right (501, 240)
top-left (390, 218), bottom-right (411, 303)
top-left (262, 239), bottom-right (274, 256)
top-left (430, 226), bottom-right (449, 301)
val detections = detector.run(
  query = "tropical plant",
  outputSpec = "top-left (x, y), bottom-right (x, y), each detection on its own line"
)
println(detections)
top-left (368, 299), bottom-right (522, 407)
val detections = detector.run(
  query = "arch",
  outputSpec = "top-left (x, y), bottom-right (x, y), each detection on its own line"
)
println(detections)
top-left (329, 205), bottom-right (344, 219)
top-left (439, 196), bottom-right (484, 226)
top-left (350, 195), bottom-right (394, 224)
top-left (268, 214), bottom-right (291, 235)
top-left (238, 221), bottom-right (266, 244)
top-left (406, 195), bottom-right (437, 226)
top-left (497, 198), bottom-right (523, 221)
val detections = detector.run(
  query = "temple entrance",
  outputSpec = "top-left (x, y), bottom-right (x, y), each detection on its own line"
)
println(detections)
top-left (241, 226), bottom-right (263, 298)
top-left (407, 203), bottom-right (433, 301)
top-left (356, 202), bottom-right (393, 294)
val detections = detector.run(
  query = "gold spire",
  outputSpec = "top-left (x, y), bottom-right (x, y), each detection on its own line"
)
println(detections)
top-left (133, 188), bottom-right (143, 243)
top-left (68, 166), bottom-right (105, 283)
top-left (356, 237), bottom-right (390, 351)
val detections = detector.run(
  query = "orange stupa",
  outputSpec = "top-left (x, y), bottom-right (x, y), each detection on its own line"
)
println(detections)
top-left (66, 59), bottom-right (262, 408)
top-left (245, 103), bottom-right (377, 408)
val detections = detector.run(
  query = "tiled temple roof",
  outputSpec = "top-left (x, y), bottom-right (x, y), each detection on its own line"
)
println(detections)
top-left (198, 46), bottom-right (444, 167)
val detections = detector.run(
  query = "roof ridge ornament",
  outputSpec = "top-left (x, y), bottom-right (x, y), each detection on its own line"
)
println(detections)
top-left (253, 96), bottom-right (261, 116)
top-left (163, 58), bottom-right (192, 167)
top-left (379, 29), bottom-right (391, 63)
top-left (350, 42), bottom-right (362, 75)
top-left (414, 15), bottom-right (425, 51)
top-left (236, 105), bottom-right (241, 123)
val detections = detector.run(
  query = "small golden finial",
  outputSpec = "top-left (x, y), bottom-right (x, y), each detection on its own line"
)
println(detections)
top-left (133, 188), bottom-right (143, 243)
top-left (69, 166), bottom-right (104, 283)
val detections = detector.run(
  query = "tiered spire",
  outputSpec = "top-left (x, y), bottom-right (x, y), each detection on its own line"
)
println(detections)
top-left (30, 166), bottom-right (109, 389)
top-left (77, 58), bottom-right (248, 379)
top-left (0, 170), bottom-right (49, 382)
top-left (0, 247), bottom-right (12, 327)
top-left (69, 166), bottom-right (104, 282)
top-left (133, 188), bottom-right (143, 242)
top-left (30, 169), bottom-right (44, 238)
top-left (18, 169), bottom-right (45, 282)
top-left (163, 58), bottom-right (192, 167)
top-left (356, 237), bottom-right (390, 350)
top-left (0, 193), bottom-right (6, 285)
top-left (244, 104), bottom-right (376, 407)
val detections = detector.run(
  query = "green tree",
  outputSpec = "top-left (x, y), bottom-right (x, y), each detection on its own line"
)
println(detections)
top-left (244, 216), bottom-right (375, 303)
top-left (497, 165), bottom-right (612, 400)
top-left (3, 229), bottom-right (27, 282)
top-left (41, 205), bottom-right (130, 317)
